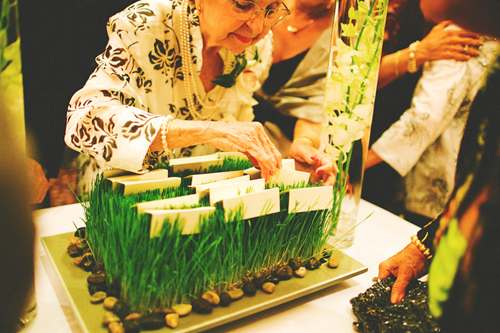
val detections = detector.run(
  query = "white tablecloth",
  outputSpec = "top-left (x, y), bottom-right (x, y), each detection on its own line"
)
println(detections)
top-left (25, 200), bottom-right (418, 333)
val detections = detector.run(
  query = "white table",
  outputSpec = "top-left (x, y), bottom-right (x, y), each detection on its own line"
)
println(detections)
top-left (25, 200), bottom-right (418, 333)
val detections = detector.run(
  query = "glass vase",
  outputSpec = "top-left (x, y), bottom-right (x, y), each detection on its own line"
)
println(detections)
top-left (322, 0), bottom-right (388, 249)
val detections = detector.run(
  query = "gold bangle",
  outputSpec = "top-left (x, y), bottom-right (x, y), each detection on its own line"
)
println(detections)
top-left (394, 51), bottom-right (401, 78)
top-left (407, 41), bottom-right (420, 74)
top-left (411, 234), bottom-right (433, 260)
top-left (160, 115), bottom-right (174, 157)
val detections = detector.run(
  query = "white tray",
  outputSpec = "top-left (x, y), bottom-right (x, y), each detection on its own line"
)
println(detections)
top-left (42, 232), bottom-right (367, 333)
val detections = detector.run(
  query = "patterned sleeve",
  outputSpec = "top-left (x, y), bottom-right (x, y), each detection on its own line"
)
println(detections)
top-left (64, 4), bottom-right (167, 173)
top-left (371, 58), bottom-right (472, 177)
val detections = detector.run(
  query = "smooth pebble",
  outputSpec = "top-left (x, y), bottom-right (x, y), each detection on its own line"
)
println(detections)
top-left (90, 291), bottom-right (107, 304)
top-left (202, 290), bottom-right (220, 305)
top-left (262, 282), bottom-right (276, 294)
top-left (328, 256), bottom-right (339, 268)
top-left (172, 304), bottom-right (192, 316)
top-left (165, 313), bottom-right (179, 328)
top-left (294, 267), bottom-right (307, 278)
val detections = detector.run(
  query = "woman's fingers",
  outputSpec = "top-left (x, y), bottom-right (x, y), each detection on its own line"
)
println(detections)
top-left (207, 122), bottom-right (281, 180)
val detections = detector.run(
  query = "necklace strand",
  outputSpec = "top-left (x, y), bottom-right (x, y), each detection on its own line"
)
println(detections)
top-left (181, 0), bottom-right (228, 120)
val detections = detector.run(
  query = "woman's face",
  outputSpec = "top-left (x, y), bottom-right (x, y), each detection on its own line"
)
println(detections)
top-left (196, 0), bottom-right (282, 54)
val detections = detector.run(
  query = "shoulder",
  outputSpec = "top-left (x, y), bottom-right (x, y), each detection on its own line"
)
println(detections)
top-left (108, 0), bottom-right (179, 28)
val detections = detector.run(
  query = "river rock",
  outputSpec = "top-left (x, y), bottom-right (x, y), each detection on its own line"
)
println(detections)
top-left (112, 300), bottom-right (130, 319)
top-left (172, 304), bottom-right (192, 316)
top-left (104, 297), bottom-right (118, 310)
top-left (74, 227), bottom-right (86, 238)
top-left (92, 262), bottom-right (106, 274)
top-left (202, 290), bottom-right (220, 305)
top-left (124, 313), bottom-right (142, 321)
top-left (305, 257), bottom-right (320, 270)
top-left (227, 288), bottom-right (244, 300)
top-left (262, 282), bottom-right (276, 294)
top-left (90, 291), bottom-right (107, 304)
top-left (102, 311), bottom-right (120, 325)
top-left (294, 267), bottom-right (307, 278)
top-left (288, 258), bottom-right (304, 271)
top-left (276, 265), bottom-right (293, 280)
top-left (219, 292), bottom-right (232, 307)
top-left (140, 315), bottom-right (164, 330)
top-left (123, 319), bottom-right (140, 333)
top-left (264, 275), bottom-right (280, 285)
top-left (253, 275), bottom-right (266, 289)
top-left (242, 281), bottom-right (256, 296)
top-left (108, 321), bottom-right (125, 333)
top-left (88, 273), bottom-right (107, 286)
top-left (165, 313), bottom-right (179, 328)
top-left (67, 244), bottom-right (81, 257)
top-left (69, 236), bottom-right (80, 245)
top-left (192, 298), bottom-right (212, 314)
top-left (328, 256), bottom-right (339, 268)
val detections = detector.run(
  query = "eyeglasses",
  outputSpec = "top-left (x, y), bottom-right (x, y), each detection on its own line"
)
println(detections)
top-left (229, 0), bottom-right (290, 26)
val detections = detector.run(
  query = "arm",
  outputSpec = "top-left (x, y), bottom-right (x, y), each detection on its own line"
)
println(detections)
top-left (378, 21), bottom-right (483, 89)
top-left (372, 54), bottom-right (477, 177)
top-left (65, 5), bottom-right (281, 177)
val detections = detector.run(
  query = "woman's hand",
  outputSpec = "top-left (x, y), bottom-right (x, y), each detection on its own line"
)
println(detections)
top-left (378, 242), bottom-right (430, 303)
top-left (157, 119), bottom-right (282, 180)
top-left (206, 121), bottom-right (282, 179)
top-left (416, 20), bottom-right (483, 65)
top-left (288, 137), bottom-right (336, 185)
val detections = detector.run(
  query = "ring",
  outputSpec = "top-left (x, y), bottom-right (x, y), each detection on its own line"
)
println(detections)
top-left (463, 45), bottom-right (469, 54)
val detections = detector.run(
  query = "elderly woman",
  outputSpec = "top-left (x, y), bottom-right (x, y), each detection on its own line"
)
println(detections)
top-left (65, 0), bottom-right (292, 188)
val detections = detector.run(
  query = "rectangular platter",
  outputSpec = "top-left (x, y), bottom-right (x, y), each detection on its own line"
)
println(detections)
top-left (42, 232), bottom-right (367, 333)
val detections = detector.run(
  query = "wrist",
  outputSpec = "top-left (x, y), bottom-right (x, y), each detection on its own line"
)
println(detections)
top-left (294, 136), bottom-right (318, 148)
top-left (411, 234), bottom-right (433, 260)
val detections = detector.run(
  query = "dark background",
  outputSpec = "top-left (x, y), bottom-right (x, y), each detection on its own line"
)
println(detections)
top-left (19, 0), bottom-right (136, 178)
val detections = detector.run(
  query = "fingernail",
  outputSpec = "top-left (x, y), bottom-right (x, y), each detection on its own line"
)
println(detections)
top-left (391, 294), bottom-right (402, 303)
top-left (317, 170), bottom-right (324, 175)
top-left (310, 156), bottom-right (318, 161)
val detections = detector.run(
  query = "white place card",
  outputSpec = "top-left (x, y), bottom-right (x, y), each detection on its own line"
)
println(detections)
top-left (169, 155), bottom-right (223, 173)
top-left (192, 175), bottom-right (251, 195)
top-left (135, 193), bottom-right (201, 214)
top-left (222, 188), bottom-right (280, 220)
top-left (102, 169), bottom-right (132, 179)
top-left (146, 206), bottom-right (216, 237)
top-left (287, 186), bottom-right (334, 214)
top-left (188, 170), bottom-right (245, 186)
top-left (108, 169), bottom-right (169, 191)
top-left (118, 177), bottom-right (181, 195)
top-left (244, 167), bottom-right (261, 180)
top-left (209, 178), bottom-right (266, 206)
top-left (267, 168), bottom-right (310, 187)
top-left (282, 159), bottom-right (296, 170)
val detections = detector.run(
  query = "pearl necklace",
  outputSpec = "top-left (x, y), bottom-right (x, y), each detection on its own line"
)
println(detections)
top-left (180, 0), bottom-right (230, 120)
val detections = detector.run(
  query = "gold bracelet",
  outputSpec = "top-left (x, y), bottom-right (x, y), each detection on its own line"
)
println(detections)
top-left (394, 51), bottom-right (401, 78)
top-left (407, 41), bottom-right (420, 74)
top-left (160, 115), bottom-right (174, 157)
top-left (411, 234), bottom-right (433, 260)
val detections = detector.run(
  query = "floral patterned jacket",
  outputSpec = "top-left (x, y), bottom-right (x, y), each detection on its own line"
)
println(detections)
top-left (372, 35), bottom-right (500, 218)
top-left (65, 0), bottom-right (272, 174)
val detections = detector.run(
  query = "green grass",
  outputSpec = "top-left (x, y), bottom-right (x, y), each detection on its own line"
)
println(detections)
top-left (83, 157), bottom-right (339, 312)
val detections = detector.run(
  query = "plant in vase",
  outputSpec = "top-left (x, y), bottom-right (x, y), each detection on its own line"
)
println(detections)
top-left (322, 0), bottom-right (389, 248)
